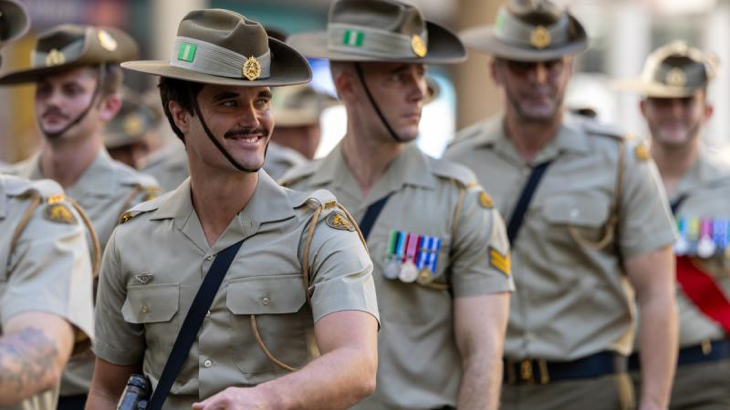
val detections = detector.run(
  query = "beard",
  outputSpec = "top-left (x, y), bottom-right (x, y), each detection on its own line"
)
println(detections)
top-left (505, 86), bottom-right (564, 124)
top-left (648, 117), bottom-right (702, 149)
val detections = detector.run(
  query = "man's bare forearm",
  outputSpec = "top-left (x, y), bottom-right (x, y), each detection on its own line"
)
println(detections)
top-left (637, 292), bottom-right (677, 410)
top-left (458, 353), bottom-right (502, 410)
top-left (0, 327), bottom-right (63, 406)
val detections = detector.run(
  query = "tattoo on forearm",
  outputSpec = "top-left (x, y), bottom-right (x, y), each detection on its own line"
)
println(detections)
top-left (0, 327), bottom-right (59, 392)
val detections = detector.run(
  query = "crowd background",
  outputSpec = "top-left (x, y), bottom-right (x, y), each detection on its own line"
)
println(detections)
top-left (0, 0), bottom-right (728, 163)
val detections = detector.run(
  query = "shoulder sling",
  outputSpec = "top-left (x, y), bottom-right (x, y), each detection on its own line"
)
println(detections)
top-left (506, 161), bottom-right (554, 244)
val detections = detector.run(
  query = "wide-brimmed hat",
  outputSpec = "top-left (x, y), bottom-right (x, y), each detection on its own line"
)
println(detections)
top-left (123, 9), bottom-right (311, 87)
top-left (0, 24), bottom-right (138, 84)
top-left (104, 88), bottom-right (160, 149)
top-left (613, 41), bottom-right (719, 98)
top-left (272, 85), bottom-right (338, 127)
top-left (287, 0), bottom-right (465, 64)
top-left (0, 0), bottom-right (29, 47)
top-left (460, 0), bottom-right (588, 62)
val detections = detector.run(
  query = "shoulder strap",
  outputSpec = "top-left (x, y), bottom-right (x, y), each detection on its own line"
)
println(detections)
top-left (9, 193), bottom-right (43, 257)
top-left (147, 240), bottom-right (244, 410)
top-left (507, 160), bottom-right (554, 244)
top-left (670, 194), bottom-right (689, 215)
top-left (64, 196), bottom-right (102, 278)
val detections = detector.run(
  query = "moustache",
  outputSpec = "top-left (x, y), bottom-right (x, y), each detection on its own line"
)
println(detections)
top-left (224, 127), bottom-right (270, 139)
top-left (42, 108), bottom-right (70, 120)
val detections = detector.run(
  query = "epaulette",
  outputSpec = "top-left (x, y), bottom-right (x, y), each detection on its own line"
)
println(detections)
top-left (119, 191), bottom-right (169, 224)
top-left (447, 117), bottom-right (501, 149)
top-left (580, 118), bottom-right (627, 141)
top-left (278, 160), bottom-right (320, 187)
top-left (4, 176), bottom-right (64, 199)
top-left (428, 157), bottom-right (478, 188)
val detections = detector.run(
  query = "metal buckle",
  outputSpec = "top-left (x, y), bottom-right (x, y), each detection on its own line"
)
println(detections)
top-left (701, 339), bottom-right (713, 356)
top-left (520, 359), bottom-right (535, 384)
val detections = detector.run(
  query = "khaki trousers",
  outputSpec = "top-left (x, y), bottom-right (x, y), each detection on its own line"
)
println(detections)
top-left (500, 373), bottom-right (635, 410)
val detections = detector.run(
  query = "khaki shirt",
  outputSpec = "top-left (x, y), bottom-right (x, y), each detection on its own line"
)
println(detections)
top-left (445, 116), bottom-right (676, 360)
top-left (0, 175), bottom-right (94, 410)
top-left (281, 143), bottom-right (514, 409)
top-left (2, 149), bottom-right (160, 395)
top-left (669, 148), bottom-right (730, 347)
top-left (142, 143), bottom-right (190, 192)
top-left (93, 171), bottom-right (379, 409)
top-left (263, 141), bottom-right (307, 181)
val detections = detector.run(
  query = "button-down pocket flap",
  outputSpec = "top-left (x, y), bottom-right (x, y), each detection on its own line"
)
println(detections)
top-left (122, 283), bottom-right (179, 324)
top-left (226, 274), bottom-right (306, 315)
top-left (543, 196), bottom-right (609, 227)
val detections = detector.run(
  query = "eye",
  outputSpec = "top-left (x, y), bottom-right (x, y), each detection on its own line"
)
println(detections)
top-left (254, 98), bottom-right (270, 110)
top-left (220, 100), bottom-right (238, 108)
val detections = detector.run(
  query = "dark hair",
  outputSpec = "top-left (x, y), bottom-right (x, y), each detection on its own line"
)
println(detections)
top-left (99, 64), bottom-right (123, 97)
top-left (157, 76), bottom-right (204, 142)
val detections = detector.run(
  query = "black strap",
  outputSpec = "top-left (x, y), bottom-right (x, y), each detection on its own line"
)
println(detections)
top-left (147, 240), bottom-right (245, 410)
top-left (507, 161), bottom-right (553, 244)
top-left (359, 194), bottom-right (393, 241)
top-left (353, 63), bottom-right (404, 143)
top-left (670, 193), bottom-right (689, 216)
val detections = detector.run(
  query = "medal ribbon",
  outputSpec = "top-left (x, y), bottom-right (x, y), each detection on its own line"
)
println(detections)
top-left (428, 237), bottom-right (442, 273)
top-left (405, 233), bottom-right (419, 263)
top-left (714, 219), bottom-right (727, 250)
top-left (417, 236), bottom-right (431, 270)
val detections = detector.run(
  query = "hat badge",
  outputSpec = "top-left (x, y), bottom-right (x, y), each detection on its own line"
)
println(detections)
top-left (45, 49), bottom-right (66, 67)
top-left (530, 26), bottom-right (551, 49)
top-left (242, 56), bottom-right (261, 81)
top-left (665, 67), bottom-right (687, 87)
top-left (411, 35), bottom-right (427, 58)
top-left (98, 30), bottom-right (118, 51)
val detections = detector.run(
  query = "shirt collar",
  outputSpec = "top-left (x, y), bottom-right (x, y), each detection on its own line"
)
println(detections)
top-left (309, 141), bottom-right (437, 194)
top-left (21, 149), bottom-right (119, 196)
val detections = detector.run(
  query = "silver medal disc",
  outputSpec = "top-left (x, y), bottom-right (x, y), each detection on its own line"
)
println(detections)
top-left (383, 260), bottom-right (401, 280)
top-left (674, 237), bottom-right (689, 256)
top-left (697, 237), bottom-right (717, 258)
top-left (399, 262), bottom-right (419, 283)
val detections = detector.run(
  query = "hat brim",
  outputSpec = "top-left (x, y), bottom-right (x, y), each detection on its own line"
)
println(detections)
top-left (0, 27), bottom-right (139, 85)
top-left (460, 15), bottom-right (588, 62)
top-left (287, 21), bottom-right (466, 64)
top-left (611, 78), bottom-right (702, 98)
top-left (0, 0), bottom-right (29, 46)
top-left (122, 38), bottom-right (311, 87)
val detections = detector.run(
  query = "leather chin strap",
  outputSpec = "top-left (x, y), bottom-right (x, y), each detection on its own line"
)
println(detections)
top-left (40, 64), bottom-right (106, 140)
top-left (187, 86), bottom-right (249, 172)
top-left (353, 62), bottom-right (405, 143)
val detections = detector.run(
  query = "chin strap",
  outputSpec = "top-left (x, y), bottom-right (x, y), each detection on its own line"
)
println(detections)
top-left (353, 62), bottom-right (405, 143)
top-left (187, 86), bottom-right (249, 172)
top-left (40, 64), bottom-right (106, 140)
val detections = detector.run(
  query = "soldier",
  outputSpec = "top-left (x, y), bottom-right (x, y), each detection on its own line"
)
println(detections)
top-left (283, 0), bottom-right (513, 408)
top-left (444, 1), bottom-right (678, 409)
top-left (104, 88), bottom-right (162, 169)
top-left (264, 85), bottom-right (337, 180)
top-left (616, 41), bottom-right (730, 410)
top-left (0, 2), bottom-right (95, 409)
top-left (0, 23), bottom-right (160, 409)
top-left (86, 9), bottom-right (379, 409)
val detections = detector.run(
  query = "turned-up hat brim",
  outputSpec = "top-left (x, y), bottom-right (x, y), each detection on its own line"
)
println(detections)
top-left (611, 79), bottom-right (702, 99)
top-left (123, 38), bottom-right (311, 87)
top-left (0, 0), bottom-right (29, 46)
top-left (287, 21), bottom-right (465, 64)
top-left (460, 14), bottom-right (588, 62)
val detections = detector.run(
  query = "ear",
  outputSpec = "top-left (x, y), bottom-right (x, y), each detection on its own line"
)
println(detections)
top-left (168, 100), bottom-right (191, 135)
top-left (490, 59), bottom-right (502, 85)
top-left (704, 102), bottom-right (714, 121)
top-left (334, 68), bottom-right (358, 104)
top-left (97, 93), bottom-right (122, 121)
top-left (639, 99), bottom-right (648, 118)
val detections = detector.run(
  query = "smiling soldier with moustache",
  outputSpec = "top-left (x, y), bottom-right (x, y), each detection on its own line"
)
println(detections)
top-left (445, 1), bottom-right (679, 409)
top-left (85, 9), bottom-right (379, 410)
top-left (281, 1), bottom-right (514, 409)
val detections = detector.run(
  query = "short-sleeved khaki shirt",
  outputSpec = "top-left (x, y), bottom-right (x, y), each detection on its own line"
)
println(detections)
top-left (264, 141), bottom-right (306, 181)
top-left (2, 148), bottom-right (160, 394)
top-left (0, 175), bottom-right (94, 410)
top-left (281, 143), bottom-right (514, 409)
top-left (142, 143), bottom-right (189, 192)
top-left (445, 116), bottom-right (676, 360)
top-left (94, 171), bottom-right (378, 409)
top-left (668, 148), bottom-right (730, 347)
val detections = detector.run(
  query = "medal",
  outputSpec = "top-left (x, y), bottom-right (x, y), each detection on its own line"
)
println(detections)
top-left (383, 231), bottom-right (405, 280)
top-left (674, 217), bottom-right (689, 256)
top-left (697, 219), bottom-right (716, 258)
top-left (384, 259), bottom-right (401, 280)
top-left (416, 268), bottom-right (434, 285)
top-left (399, 233), bottom-right (420, 283)
top-left (713, 218), bottom-right (727, 252)
top-left (688, 217), bottom-right (700, 256)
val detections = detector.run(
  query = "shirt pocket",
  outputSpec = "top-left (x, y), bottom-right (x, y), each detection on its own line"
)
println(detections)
top-left (542, 195), bottom-right (612, 248)
top-left (225, 274), bottom-right (310, 379)
top-left (121, 283), bottom-right (179, 324)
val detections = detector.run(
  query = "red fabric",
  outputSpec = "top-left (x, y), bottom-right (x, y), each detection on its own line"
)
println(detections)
top-left (675, 256), bottom-right (730, 333)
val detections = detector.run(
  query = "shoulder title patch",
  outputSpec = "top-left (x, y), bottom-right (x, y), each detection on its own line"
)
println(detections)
top-left (324, 201), bottom-right (337, 210)
top-left (326, 212), bottom-right (355, 231)
top-left (634, 144), bottom-right (650, 161)
top-left (479, 191), bottom-right (494, 209)
top-left (44, 202), bottom-right (77, 224)
top-left (489, 246), bottom-right (510, 276)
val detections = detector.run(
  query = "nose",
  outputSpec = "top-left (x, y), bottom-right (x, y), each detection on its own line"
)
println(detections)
top-left (405, 73), bottom-right (426, 103)
top-left (669, 99), bottom-right (685, 116)
top-left (528, 63), bottom-right (549, 84)
top-left (236, 102), bottom-right (262, 128)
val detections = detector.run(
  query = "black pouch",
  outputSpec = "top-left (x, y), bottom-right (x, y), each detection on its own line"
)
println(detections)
top-left (117, 374), bottom-right (150, 410)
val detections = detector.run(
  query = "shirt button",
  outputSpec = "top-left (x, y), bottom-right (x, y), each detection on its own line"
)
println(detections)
top-left (206, 310), bottom-right (211, 318)
top-left (204, 359), bottom-right (212, 368)
top-left (141, 305), bottom-right (150, 313)
top-left (205, 255), bottom-right (214, 261)
top-left (262, 297), bottom-right (270, 306)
